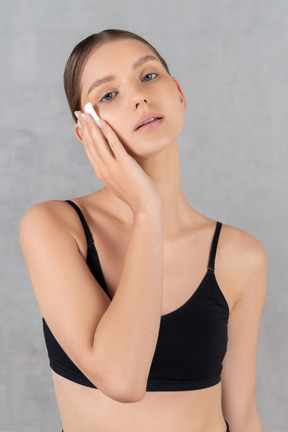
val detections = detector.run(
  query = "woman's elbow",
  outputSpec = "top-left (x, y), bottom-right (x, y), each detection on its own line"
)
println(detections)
top-left (87, 361), bottom-right (146, 403)
top-left (97, 379), bottom-right (146, 403)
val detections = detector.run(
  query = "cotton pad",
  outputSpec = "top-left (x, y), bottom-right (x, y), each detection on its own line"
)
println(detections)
top-left (84, 103), bottom-right (101, 125)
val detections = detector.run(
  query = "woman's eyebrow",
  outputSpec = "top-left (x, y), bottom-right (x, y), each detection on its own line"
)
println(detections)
top-left (132, 54), bottom-right (160, 70)
top-left (87, 55), bottom-right (160, 97)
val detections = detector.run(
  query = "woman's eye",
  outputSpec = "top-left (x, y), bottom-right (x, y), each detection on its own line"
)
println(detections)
top-left (100, 91), bottom-right (117, 102)
top-left (142, 73), bottom-right (157, 82)
top-left (99, 74), bottom-right (157, 102)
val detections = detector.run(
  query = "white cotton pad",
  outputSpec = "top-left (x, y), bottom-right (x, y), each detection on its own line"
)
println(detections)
top-left (84, 103), bottom-right (101, 125)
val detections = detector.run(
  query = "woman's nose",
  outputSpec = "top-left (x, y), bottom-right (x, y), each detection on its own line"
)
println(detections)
top-left (130, 88), bottom-right (151, 109)
top-left (135, 97), bottom-right (148, 109)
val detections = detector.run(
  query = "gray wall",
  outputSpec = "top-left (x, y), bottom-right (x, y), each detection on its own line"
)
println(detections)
top-left (1, 0), bottom-right (287, 431)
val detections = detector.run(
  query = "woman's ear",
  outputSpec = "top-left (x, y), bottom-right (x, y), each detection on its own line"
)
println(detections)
top-left (74, 122), bottom-right (84, 143)
top-left (172, 77), bottom-right (187, 113)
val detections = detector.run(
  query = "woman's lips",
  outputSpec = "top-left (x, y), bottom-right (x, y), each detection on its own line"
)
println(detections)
top-left (134, 117), bottom-right (164, 132)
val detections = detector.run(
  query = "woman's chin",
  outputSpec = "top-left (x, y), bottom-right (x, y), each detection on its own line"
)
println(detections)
top-left (123, 135), bottom-right (179, 161)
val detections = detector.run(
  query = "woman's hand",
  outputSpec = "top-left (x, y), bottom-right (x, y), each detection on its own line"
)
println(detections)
top-left (75, 111), bottom-right (161, 215)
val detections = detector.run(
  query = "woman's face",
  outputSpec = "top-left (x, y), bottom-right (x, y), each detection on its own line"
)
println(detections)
top-left (77, 38), bottom-right (187, 159)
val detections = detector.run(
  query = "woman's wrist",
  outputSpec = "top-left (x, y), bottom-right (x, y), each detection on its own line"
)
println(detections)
top-left (132, 197), bottom-right (162, 224)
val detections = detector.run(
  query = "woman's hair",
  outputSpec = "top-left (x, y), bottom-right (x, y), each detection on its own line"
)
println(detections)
top-left (63, 29), bottom-right (171, 123)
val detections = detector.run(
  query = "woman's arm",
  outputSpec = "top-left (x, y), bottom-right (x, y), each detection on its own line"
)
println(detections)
top-left (220, 227), bottom-right (267, 431)
top-left (20, 117), bottom-right (164, 404)
top-left (91, 203), bottom-right (163, 401)
top-left (19, 199), bottom-right (163, 403)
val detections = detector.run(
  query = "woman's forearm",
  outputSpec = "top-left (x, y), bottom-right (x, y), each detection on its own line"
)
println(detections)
top-left (91, 202), bottom-right (163, 400)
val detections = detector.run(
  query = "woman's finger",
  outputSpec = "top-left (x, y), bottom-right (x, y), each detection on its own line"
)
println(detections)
top-left (76, 111), bottom-right (127, 162)
top-left (77, 112), bottom-right (120, 184)
top-left (78, 122), bottom-right (102, 176)
top-left (94, 119), bottom-right (128, 161)
top-left (80, 112), bottom-right (116, 160)
top-left (76, 112), bottom-right (110, 166)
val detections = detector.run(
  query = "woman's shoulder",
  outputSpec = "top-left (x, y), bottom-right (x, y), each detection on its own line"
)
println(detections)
top-left (220, 222), bottom-right (266, 267)
top-left (189, 209), bottom-right (265, 261)
top-left (20, 197), bottom-right (82, 231)
top-left (21, 189), bottom-right (105, 225)
top-left (217, 221), bottom-right (267, 307)
top-left (194, 213), bottom-right (267, 279)
top-left (19, 190), bottom-right (106, 260)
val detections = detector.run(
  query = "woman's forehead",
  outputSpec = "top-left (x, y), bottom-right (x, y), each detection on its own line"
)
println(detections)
top-left (85, 39), bottom-right (155, 71)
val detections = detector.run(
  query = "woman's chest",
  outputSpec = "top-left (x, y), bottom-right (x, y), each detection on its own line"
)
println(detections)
top-left (75, 209), bottom-right (235, 315)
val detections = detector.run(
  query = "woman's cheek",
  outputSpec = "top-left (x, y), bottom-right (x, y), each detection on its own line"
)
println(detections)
top-left (107, 122), bottom-right (133, 152)
top-left (98, 103), bottom-right (122, 126)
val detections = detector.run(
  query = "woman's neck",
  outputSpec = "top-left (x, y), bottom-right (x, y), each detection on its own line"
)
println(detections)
top-left (105, 141), bottom-right (190, 236)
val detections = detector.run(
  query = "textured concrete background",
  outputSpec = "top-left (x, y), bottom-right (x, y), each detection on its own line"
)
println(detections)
top-left (1, 0), bottom-right (287, 430)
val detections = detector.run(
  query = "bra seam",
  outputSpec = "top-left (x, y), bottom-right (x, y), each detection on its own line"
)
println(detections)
top-left (49, 359), bottom-right (96, 388)
top-left (213, 272), bottom-right (230, 316)
top-left (147, 374), bottom-right (221, 385)
top-left (161, 271), bottom-right (211, 320)
top-left (161, 270), bottom-right (229, 321)
top-left (146, 375), bottom-right (221, 391)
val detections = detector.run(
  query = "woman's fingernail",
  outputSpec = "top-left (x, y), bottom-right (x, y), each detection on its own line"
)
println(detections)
top-left (74, 111), bottom-right (80, 120)
top-left (77, 120), bottom-right (81, 128)
top-left (81, 113), bottom-right (89, 122)
top-left (98, 119), bottom-right (106, 128)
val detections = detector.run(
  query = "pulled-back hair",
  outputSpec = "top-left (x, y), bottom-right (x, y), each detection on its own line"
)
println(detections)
top-left (63, 29), bottom-right (171, 123)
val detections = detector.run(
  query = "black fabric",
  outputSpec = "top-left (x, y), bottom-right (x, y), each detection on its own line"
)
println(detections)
top-left (43, 200), bottom-right (229, 392)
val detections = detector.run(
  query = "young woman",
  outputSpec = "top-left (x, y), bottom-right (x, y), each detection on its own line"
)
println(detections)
top-left (19, 29), bottom-right (267, 432)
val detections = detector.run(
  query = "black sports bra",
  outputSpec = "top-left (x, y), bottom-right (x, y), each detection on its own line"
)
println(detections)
top-left (42, 199), bottom-right (229, 391)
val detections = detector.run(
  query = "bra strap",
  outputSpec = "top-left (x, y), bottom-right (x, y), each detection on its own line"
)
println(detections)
top-left (208, 221), bottom-right (222, 272)
top-left (65, 200), bottom-right (95, 247)
top-left (65, 200), bottom-right (110, 298)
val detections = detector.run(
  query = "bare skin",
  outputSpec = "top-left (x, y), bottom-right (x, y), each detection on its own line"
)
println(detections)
top-left (49, 191), bottom-right (231, 432)
top-left (19, 38), bottom-right (266, 432)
